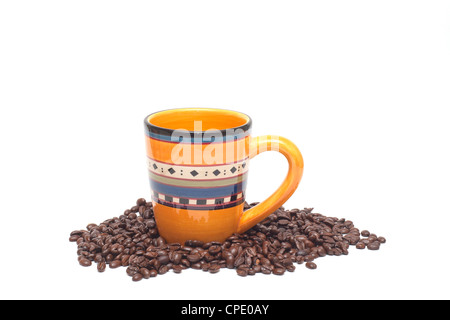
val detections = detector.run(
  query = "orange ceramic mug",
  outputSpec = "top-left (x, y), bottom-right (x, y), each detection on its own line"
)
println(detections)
top-left (144, 108), bottom-right (304, 244)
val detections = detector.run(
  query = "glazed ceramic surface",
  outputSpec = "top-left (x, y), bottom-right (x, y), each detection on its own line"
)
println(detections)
top-left (144, 108), bottom-right (303, 243)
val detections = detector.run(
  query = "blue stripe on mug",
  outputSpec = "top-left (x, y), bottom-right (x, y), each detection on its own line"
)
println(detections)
top-left (144, 129), bottom-right (249, 143)
top-left (150, 179), bottom-right (247, 198)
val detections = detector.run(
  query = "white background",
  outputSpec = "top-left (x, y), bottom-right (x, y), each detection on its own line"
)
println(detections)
top-left (1, 1), bottom-right (449, 300)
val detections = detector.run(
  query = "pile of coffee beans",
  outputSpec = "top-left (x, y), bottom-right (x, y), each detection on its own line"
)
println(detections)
top-left (69, 199), bottom-right (386, 281)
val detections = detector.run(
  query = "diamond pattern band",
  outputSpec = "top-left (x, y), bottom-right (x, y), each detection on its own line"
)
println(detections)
top-left (147, 157), bottom-right (249, 180)
top-left (152, 191), bottom-right (245, 210)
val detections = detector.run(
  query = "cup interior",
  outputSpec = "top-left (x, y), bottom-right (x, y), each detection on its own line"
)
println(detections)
top-left (147, 108), bottom-right (250, 132)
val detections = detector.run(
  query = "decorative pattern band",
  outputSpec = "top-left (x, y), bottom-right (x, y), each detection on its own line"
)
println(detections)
top-left (148, 158), bottom-right (248, 210)
top-left (147, 157), bottom-right (249, 180)
top-left (152, 191), bottom-right (245, 210)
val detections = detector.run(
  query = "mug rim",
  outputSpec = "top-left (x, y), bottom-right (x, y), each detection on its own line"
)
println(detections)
top-left (144, 108), bottom-right (252, 137)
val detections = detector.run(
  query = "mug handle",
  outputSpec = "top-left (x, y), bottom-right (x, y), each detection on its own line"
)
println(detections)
top-left (237, 135), bottom-right (304, 233)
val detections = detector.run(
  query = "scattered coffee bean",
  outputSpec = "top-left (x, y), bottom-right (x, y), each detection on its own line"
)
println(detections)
top-left (367, 242), bottom-right (380, 250)
top-left (140, 268), bottom-right (151, 279)
top-left (157, 255), bottom-right (170, 265)
top-left (191, 263), bottom-right (201, 270)
top-left (159, 265), bottom-right (169, 275)
top-left (361, 230), bottom-right (370, 237)
top-left (356, 242), bottom-right (366, 249)
top-left (187, 254), bottom-right (201, 263)
top-left (209, 264), bottom-right (221, 274)
top-left (70, 199), bottom-right (385, 281)
top-left (273, 267), bottom-right (285, 275)
top-left (79, 258), bottom-right (92, 267)
top-left (109, 260), bottom-right (121, 269)
top-left (97, 261), bottom-right (106, 272)
top-left (69, 235), bottom-right (79, 242)
top-left (236, 268), bottom-right (248, 277)
top-left (172, 265), bottom-right (183, 274)
top-left (261, 266), bottom-right (271, 274)
top-left (136, 198), bottom-right (146, 206)
top-left (132, 273), bottom-right (143, 282)
top-left (208, 245), bottom-right (221, 255)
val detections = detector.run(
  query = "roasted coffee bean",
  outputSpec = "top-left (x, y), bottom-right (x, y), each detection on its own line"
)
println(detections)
top-left (128, 212), bottom-right (137, 219)
top-left (185, 240), bottom-right (204, 247)
top-left (187, 254), bottom-right (201, 263)
top-left (70, 199), bottom-right (385, 280)
top-left (159, 265), bottom-right (170, 275)
top-left (317, 247), bottom-right (326, 257)
top-left (236, 268), bottom-right (248, 277)
top-left (260, 257), bottom-right (271, 266)
top-left (155, 237), bottom-right (166, 247)
top-left (140, 268), bottom-right (151, 279)
top-left (225, 254), bottom-right (235, 269)
top-left (79, 258), bottom-right (92, 267)
top-left (273, 267), bottom-right (285, 275)
top-left (146, 219), bottom-right (156, 228)
top-left (86, 223), bottom-right (97, 231)
top-left (367, 242), bottom-right (380, 250)
top-left (191, 262), bottom-right (202, 270)
top-left (97, 261), bottom-right (106, 273)
top-left (121, 255), bottom-right (130, 266)
top-left (261, 266), bottom-right (272, 274)
top-left (253, 265), bottom-right (262, 273)
top-left (157, 255), bottom-right (170, 265)
top-left (201, 263), bottom-right (210, 271)
top-left (208, 245), bottom-right (221, 255)
top-left (181, 259), bottom-right (190, 267)
top-left (234, 255), bottom-right (245, 267)
top-left (172, 265), bottom-right (183, 274)
top-left (356, 242), bottom-right (366, 249)
top-left (171, 252), bottom-right (182, 265)
top-left (136, 198), bottom-right (146, 206)
top-left (70, 230), bottom-right (84, 237)
top-left (69, 235), bottom-right (80, 242)
top-left (132, 273), bottom-right (143, 282)
top-left (286, 265), bottom-right (296, 272)
top-left (144, 251), bottom-right (158, 258)
top-left (142, 210), bottom-right (151, 219)
top-left (109, 260), bottom-right (122, 269)
top-left (209, 264), bottom-right (221, 274)
top-left (361, 230), bottom-right (370, 237)
top-left (126, 266), bottom-right (138, 277)
top-left (153, 259), bottom-right (161, 270)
